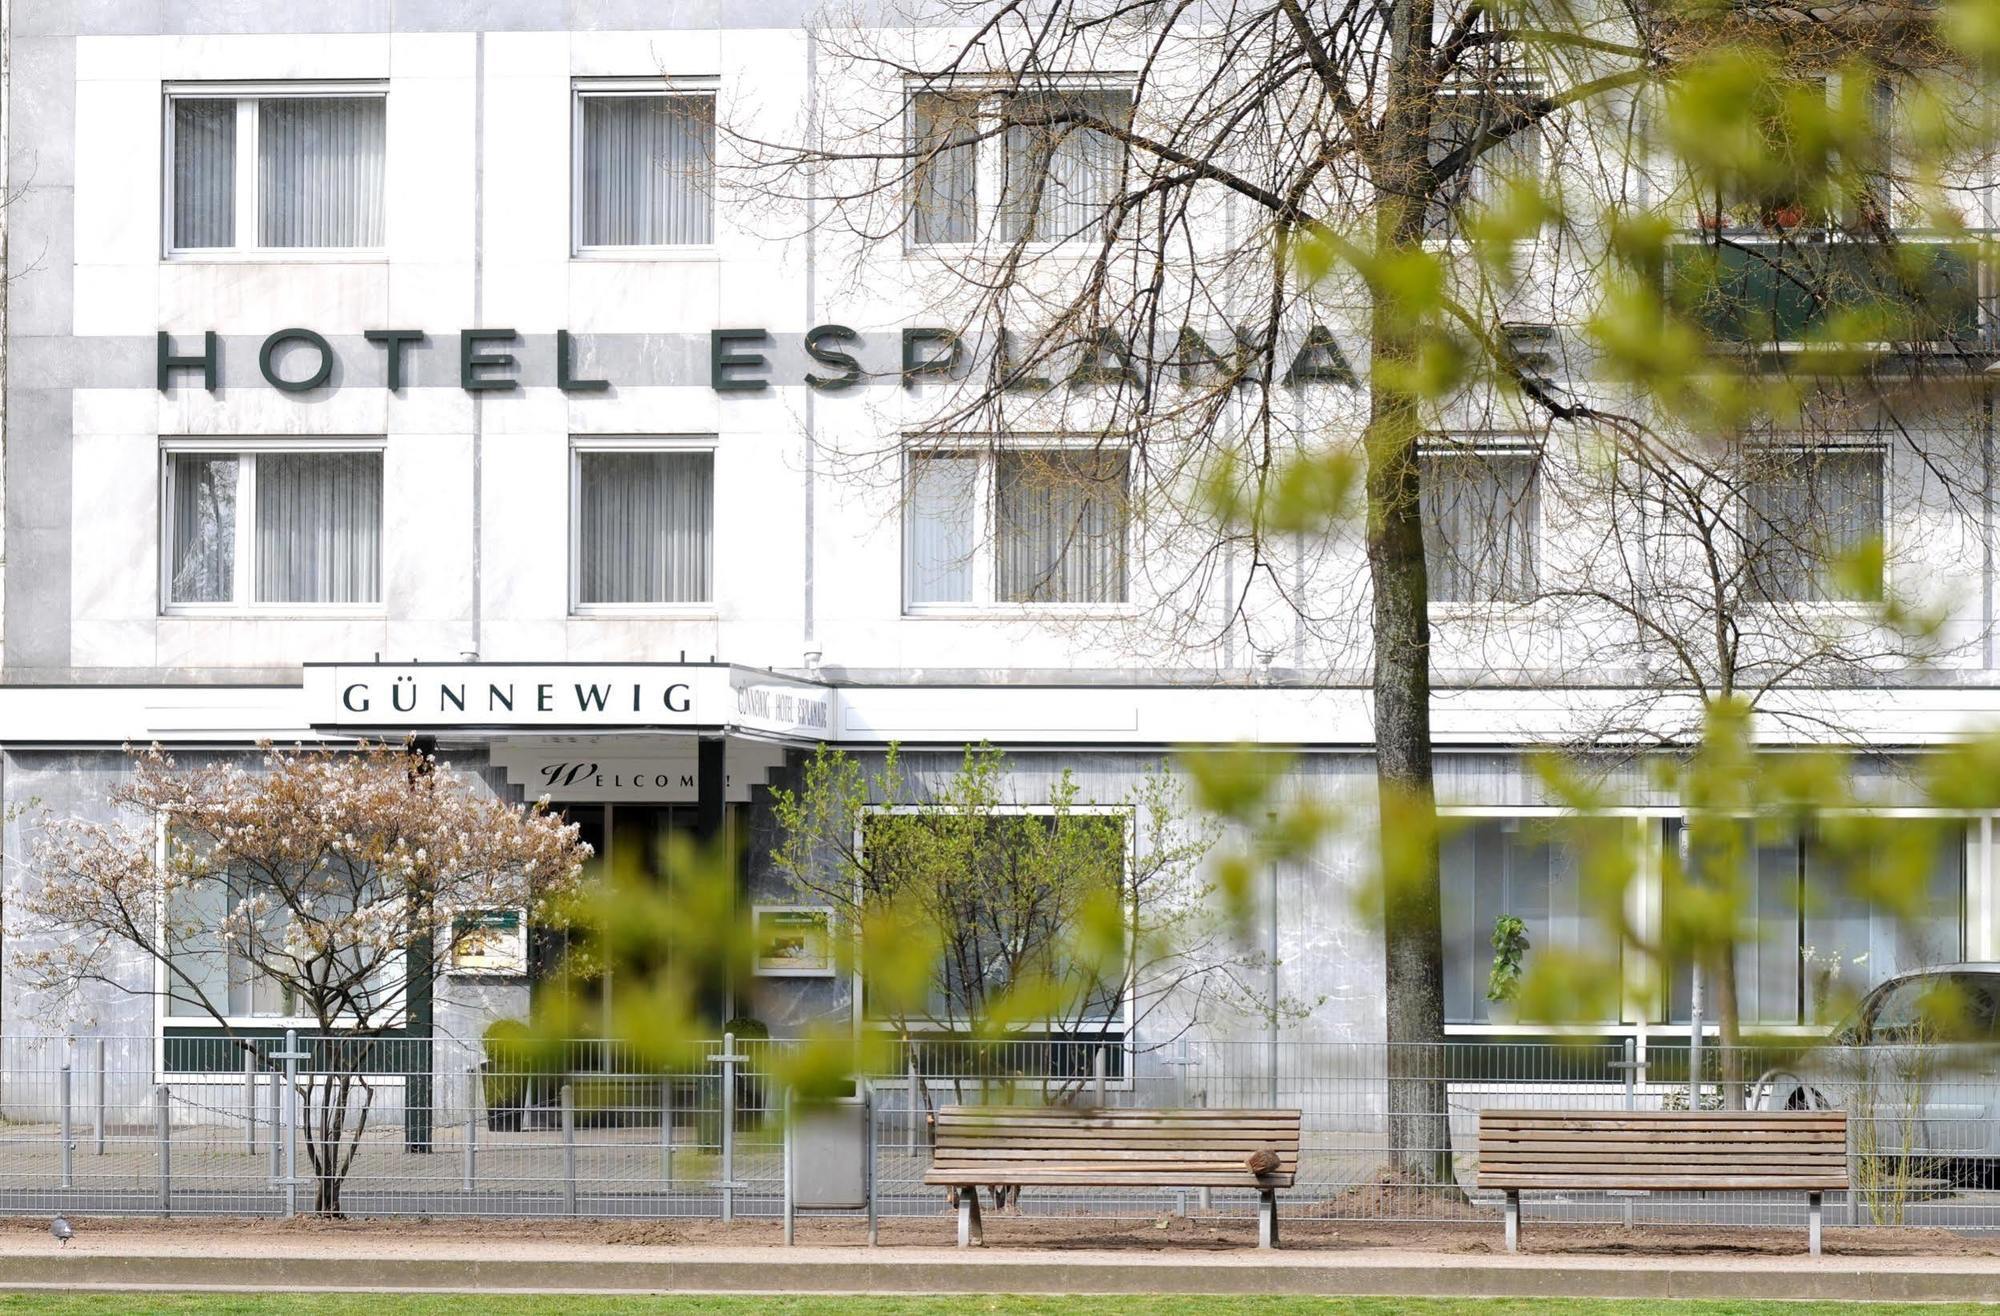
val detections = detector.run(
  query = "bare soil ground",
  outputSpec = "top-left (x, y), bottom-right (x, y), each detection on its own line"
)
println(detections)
top-left (3, 1212), bottom-right (1997, 1258)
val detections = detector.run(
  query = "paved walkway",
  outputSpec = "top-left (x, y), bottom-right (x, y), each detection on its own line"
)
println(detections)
top-left (5, 1230), bottom-right (2000, 1301)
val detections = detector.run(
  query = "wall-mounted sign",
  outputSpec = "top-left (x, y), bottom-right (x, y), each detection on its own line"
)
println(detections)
top-left (450, 908), bottom-right (527, 976)
top-left (306, 663), bottom-right (832, 740)
top-left (753, 906), bottom-right (837, 977)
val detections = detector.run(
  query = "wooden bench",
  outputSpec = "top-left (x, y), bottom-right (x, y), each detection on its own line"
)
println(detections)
top-left (1476, 1109), bottom-right (1850, 1254)
top-left (924, 1105), bottom-right (1302, 1248)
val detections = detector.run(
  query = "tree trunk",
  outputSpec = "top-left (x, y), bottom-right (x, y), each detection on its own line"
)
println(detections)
top-left (1369, 0), bottom-right (1451, 1185)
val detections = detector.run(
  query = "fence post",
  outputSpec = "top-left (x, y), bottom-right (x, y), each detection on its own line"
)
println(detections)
top-left (715, 1031), bottom-right (739, 1223)
top-left (244, 1047), bottom-right (258, 1156)
top-left (905, 1043), bottom-right (918, 1156)
top-left (155, 1085), bottom-right (171, 1218)
top-left (268, 1056), bottom-right (282, 1183)
top-left (281, 1029), bottom-right (302, 1218)
top-left (1092, 1045), bottom-right (1106, 1107)
top-left (561, 1083), bottom-right (578, 1217)
top-left (93, 1039), bottom-right (106, 1156)
top-left (463, 1067), bottom-right (478, 1195)
top-left (1621, 1036), bottom-right (1637, 1229)
top-left (59, 1044), bottom-right (74, 1191)
top-left (659, 1076), bottom-right (673, 1186)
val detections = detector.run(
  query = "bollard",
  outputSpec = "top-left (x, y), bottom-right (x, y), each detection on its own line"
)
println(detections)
top-left (244, 1047), bottom-right (258, 1156)
top-left (93, 1039), bottom-right (106, 1156)
top-left (59, 1053), bottom-right (74, 1190)
top-left (561, 1083), bottom-right (578, 1216)
top-left (1093, 1045), bottom-right (1107, 1106)
top-left (156, 1085), bottom-right (172, 1218)
top-left (464, 1067), bottom-right (478, 1194)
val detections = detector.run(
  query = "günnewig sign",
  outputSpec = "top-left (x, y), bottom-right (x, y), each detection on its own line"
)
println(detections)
top-left (306, 662), bottom-right (833, 740)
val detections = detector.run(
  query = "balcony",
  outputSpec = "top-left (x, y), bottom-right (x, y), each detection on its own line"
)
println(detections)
top-left (1665, 235), bottom-right (1985, 350)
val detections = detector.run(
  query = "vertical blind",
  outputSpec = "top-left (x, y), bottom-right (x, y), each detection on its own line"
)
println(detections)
top-left (254, 452), bottom-right (383, 604)
top-left (577, 450), bottom-right (714, 604)
top-left (995, 451), bottom-right (1129, 603)
top-left (171, 99), bottom-right (236, 249)
top-left (1419, 452), bottom-right (1539, 603)
top-left (168, 453), bottom-right (239, 604)
top-left (910, 92), bottom-right (978, 243)
top-left (998, 90), bottom-right (1130, 241)
top-left (1744, 447), bottom-right (1884, 602)
top-left (258, 97), bottom-right (386, 248)
top-left (578, 94), bottom-right (715, 246)
top-left (905, 454), bottom-right (978, 603)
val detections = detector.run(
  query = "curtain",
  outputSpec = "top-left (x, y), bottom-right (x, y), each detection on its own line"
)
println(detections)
top-left (1805, 823), bottom-right (1963, 1023)
top-left (998, 90), bottom-right (1130, 240)
top-left (169, 453), bottom-right (239, 604)
top-left (1745, 447), bottom-right (1884, 602)
top-left (1441, 819), bottom-right (1612, 1023)
top-left (910, 92), bottom-right (978, 244)
top-left (257, 97), bottom-right (385, 248)
top-left (578, 95), bottom-right (715, 246)
top-left (254, 452), bottom-right (383, 604)
top-left (1420, 452), bottom-right (1539, 602)
top-left (578, 451), bottom-right (713, 603)
top-left (172, 98), bottom-right (236, 249)
top-left (996, 451), bottom-right (1128, 602)
top-left (905, 454), bottom-right (977, 604)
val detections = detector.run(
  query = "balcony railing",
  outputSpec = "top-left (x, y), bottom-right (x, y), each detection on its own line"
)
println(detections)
top-left (1666, 234), bottom-right (1985, 349)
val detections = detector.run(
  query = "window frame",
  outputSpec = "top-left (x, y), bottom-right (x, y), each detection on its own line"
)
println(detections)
top-left (1420, 75), bottom-right (1547, 247)
top-left (1418, 437), bottom-right (1543, 609)
top-left (851, 801), bottom-right (1138, 1042)
top-left (1739, 438), bottom-right (1889, 608)
top-left (158, 437), bottom-right (388, 618)
top-left (161, 81), bottom-right (389, 262)
top-left (902, 77), bottom-right (1138, 255)
top-left (567, 434), bottom-right (720, 617)
top-left (900, 440), bottom-right (1136, 616)
top-left (570, 77), bottom-right (721, 260)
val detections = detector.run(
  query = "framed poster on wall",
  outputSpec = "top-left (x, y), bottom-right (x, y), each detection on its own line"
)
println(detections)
top-left (449, 908), bottom-right (528, 975)
top-left (753, 905), bottom-right (836, 977)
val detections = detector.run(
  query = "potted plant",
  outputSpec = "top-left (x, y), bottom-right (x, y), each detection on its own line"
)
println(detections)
top-left (481, 1018), bottom-right (532, 1132)
top-left (1486, 915), bottom-right (1530, 1022)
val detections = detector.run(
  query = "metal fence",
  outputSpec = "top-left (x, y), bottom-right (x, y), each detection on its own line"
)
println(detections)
top-left (3, 1032), bottom-right (1998, 1230)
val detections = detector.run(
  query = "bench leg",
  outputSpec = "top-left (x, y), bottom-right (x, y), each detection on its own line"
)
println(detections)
top-left (956, 1187), bottom-right (983, 1248)
top-left (1809, 1191), bottom-right (1822, 1256)
top-left (1504, 1190), bottom-right (1520, 1253)
top-left (1257, 1188), bottom-right (1279, 1249)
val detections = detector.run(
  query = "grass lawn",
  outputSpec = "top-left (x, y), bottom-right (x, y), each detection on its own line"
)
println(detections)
top-left (1, 1298), bottom-right (1995, 1315)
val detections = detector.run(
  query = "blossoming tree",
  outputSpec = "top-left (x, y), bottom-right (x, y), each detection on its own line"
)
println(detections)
top-left (13, 741), bottom-right (589, 1215)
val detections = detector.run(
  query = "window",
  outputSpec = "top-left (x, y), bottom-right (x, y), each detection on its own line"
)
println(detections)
top-left (1442, 818), bottom-right (1622, 1024)
top-left (904, 448), bottom-right (1130, 608)
top-left (571, 443), bottom-right (714, 608)
top-left (1425, 81), bottom-right (1543, 237)
top-left (1667, 819), bottom-right (1963, 1027)
top-left (162, 445), bottom-right (383, 611)
top-left (905, 85), bottom-right (1132, 245)
top-left (166, 87), bottom-right (386, 254)
top-left (1420, 449), bottom-right (1539, 603)
top-left (1743, 445), bottom-right (1884, 603)
top-left (574, 84), bottom-right (715, 249)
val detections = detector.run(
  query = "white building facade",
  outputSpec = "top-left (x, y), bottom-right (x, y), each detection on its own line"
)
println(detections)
top-left (4, 4), bottom-right (1999, 1070)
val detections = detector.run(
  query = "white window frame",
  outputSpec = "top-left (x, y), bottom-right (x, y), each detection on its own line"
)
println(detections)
top-left (901, 441), bottom-right (1136, 616)
top-left (1420, 75), bottom-right (1547, 249)
top-left (1740, 437), bottom-right (1889, 610)
top-left (158, 437), bottom-right (387, 618)
top-left (570, 77), bottom-right (721, 260)
top-left (161, 81), bottom-right (389, 261)
top-left (1418, 438), bottom-right (1543, 611)
top-left (902, 77), bottom-right (1138, 255)
top-left (851, 801), bottom-right (1138, 1054)
top-left (568, 435), bottom-right (719, 617)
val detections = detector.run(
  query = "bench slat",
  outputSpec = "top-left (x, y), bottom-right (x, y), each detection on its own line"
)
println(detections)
top-left (925, 1171), bottom-right (1297, 1187)
top-left (935, 1146), bottom-right (1297, 1161)
top-left (1478, 1129), bottom-right (1843, 1144)
top-left (1476, 1108), bottom-right (1849, 1193)
top-left (1482, 1175), bottom-right (1847, 1190)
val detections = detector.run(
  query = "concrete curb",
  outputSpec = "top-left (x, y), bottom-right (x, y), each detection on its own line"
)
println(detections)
top-left (5, 1252), bottom-right (2000, 1300)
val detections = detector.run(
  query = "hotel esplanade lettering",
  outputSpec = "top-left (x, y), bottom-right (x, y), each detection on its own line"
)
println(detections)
top-left (155, 325), bottom-right (1361, 394)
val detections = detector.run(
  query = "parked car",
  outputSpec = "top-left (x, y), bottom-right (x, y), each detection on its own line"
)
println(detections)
top-left (1755, 964), bottom-right (2000, 1186)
